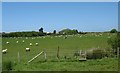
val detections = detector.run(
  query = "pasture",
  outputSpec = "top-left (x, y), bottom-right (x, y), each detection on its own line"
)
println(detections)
top-left (2, 33), bottom-right (118, 71)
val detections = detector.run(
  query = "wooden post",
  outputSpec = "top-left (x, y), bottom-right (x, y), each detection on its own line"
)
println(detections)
top-left (57, 46), bottom-right (60, 60)
top-left (79, 50), bottom-right (81, 58)
top-left (84, 51), bottom-right (87, 60)
top-left (117, 47), bottom-right (119, 59)
top-left (18, 52), bottom-right (20, 63)
top-left (44, 49), bottom-right (47, 62)
top-left (80, 50), bottom-right (81, 55)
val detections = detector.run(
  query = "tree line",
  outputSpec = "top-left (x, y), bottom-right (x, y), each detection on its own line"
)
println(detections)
top-left (2, 28), bottom-right (118, 37)
top-left (2, 28), bottom-right (80, 37)
top-left (1, 28), bottom-right (119, 55)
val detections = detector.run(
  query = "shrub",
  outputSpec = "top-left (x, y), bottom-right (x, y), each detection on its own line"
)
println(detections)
top-left (86, 50), bottom-right (93, 59)
top-left (73, 51), bottom-right (80, 58)
top-left (86, 48), bottom-right (116, 59)
top-left (107, 34), bottom-right (120, 55)
top-left (103, 48), bottom-right (115, 58)
top-left (3, 60), bottom-right (13, 71)
top-left (110, 29), bottom-right (117, 33)
top-left (92, 49), bottom-right (103, 59)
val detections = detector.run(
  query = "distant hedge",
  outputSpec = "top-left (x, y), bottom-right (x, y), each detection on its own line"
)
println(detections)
top-left (2, 31), bottom-right (46, 37)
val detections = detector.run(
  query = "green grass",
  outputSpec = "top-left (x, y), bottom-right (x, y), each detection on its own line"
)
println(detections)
top-left (12, 58), bottom-right (118, 71)
top-left (0, 37), bottom-right (2, 72)
top-left (2, 33), bottom-right (118, 71)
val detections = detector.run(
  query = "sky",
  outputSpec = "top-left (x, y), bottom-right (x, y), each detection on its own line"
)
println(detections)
top-left (2, 2), bottom-right (118, 32)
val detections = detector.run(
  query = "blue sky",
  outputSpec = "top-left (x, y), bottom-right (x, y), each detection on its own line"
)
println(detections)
top-left (2, 2), bottom-right (118, 32)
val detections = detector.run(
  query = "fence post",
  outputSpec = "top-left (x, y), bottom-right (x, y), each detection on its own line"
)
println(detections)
top-left (44, 49), bottom-right (47, 62)
top-left (18, 52), bottom-right (20, 63)
top-left (57, 46), bottom-right (60, 60)
top-left (79, 50), bottom-right (81, 58)
top-left (84, 51), bottom-right (87, 60)
top-left (117, 47), bottom-right (119, 59)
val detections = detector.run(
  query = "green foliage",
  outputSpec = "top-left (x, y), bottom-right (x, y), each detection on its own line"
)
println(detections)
top-left (39, 27), bottom-right (43, 33)
top-left (107, 33), bottom-right (120, 54)
top-left (2, 28), bottom-right (79, 37)
top-left (2, 31), bottom-right (47, 37)
top-left (110, 29), bottom-right (117, 33)
top-left (92, 49), bottom-right (104, 59)
top-left (3, 60), bottom-right (13, 71)
top-left (73, 51), bottom-right (80, 58)
top-left (86, 49), bottom-right (114, 59)
top-left (86, 49), bottom-right (104, 59)
top-left (86, 50), bottom-right (93, 59)
top-left (53, 30), bottom-right (56, 34)
top-left (59, 28), bottom-right (78, 35)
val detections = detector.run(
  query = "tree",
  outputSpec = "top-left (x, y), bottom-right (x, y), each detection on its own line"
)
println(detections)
top-left (110, 29), bottom-right (117, 33)
top-left (59, 28), bottom-right (78, 35)
top-left (107, 32), bottom-right (120, 54)
top-left (53, 30), bottom-right (56, 34)
top-left (75, 29), bottom-right (78, 33)
top-left (39, 27), bottom-right (43, 33)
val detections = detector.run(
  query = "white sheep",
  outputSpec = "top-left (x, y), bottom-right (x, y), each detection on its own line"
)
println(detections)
top-left (26, 48), bottom-right (30, 52)
top-left (22, 40), bottom-right (24, 43)
top-left (2, 49), bottom-right (7, 54)
top-left (30, 43), bottom-right (32, 46)
top-left (35, 43), bottom-right (38, 46)
top-left (16, 41), bottom-right (19, 43)
top-left (6, 42), bottom-right (9, 44)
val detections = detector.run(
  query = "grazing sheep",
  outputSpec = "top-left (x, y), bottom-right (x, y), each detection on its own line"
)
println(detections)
top-left (16, 41), bottom-right (19, 43)
top-left (2, 49), bottom-right (7, 54)
top-left (22, 40), bottom-right (24, 43)
top-left (26, 48), bottom-right (30, 52)
top-left (30, 43), bottom-right (32, 46)
top-left (6, 42), bottom-right (9, 44)
top-left (35, 43), bottom-right (38, 46)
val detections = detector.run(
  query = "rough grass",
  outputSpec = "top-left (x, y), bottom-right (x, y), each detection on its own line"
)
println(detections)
top-left (2, 33), bottom-right (118, 71)
top-left (0, 37), bottom-right (2, 72)
top-left (12, 58), bottom-right (118, 71)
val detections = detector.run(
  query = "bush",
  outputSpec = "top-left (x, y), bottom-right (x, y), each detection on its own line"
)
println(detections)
top-left (107, 33), bottom-right (120, 55)
top-left (86, 50), bottom-right (93, 59)
top-left (110, 29), bottom-right (117, 33)
top-left (59, 28), bottom-right (78, 35)
top-left (86, 48), bottom-right (116, 59)
top-left (3, 60), bottom-right (13, 71)
top-left (92, 49), bottom-right (104, 59)
top-left (73, 51), bottom-right (80, 57)
top-left (101, 48), bottom-right (115, 58)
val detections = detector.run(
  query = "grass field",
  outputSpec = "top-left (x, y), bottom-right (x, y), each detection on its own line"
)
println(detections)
top-left (0, 37), bottom-right (2, 72)
top-left (1, 33), bottom-right (118, 71)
